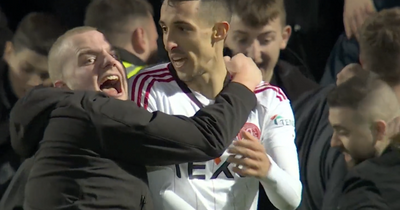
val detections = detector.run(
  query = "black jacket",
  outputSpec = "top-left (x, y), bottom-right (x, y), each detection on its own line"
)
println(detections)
top-left (0, 59), bottom-right (20, 199)
top-left (270, 60), bottom-right (319, 102)
top-left (293, 85), bottom-right (348, 210)
top-left (336, 147), bottom-right (400, 210)
top-left (9, 83), bottom-right (256, 210)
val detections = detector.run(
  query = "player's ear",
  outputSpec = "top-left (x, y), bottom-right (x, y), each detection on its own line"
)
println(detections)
top-left (212, 21), bottom-right (229, 44)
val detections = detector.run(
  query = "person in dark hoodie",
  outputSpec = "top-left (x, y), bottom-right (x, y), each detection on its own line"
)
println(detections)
top-left (328, 72), bottom-right (400, 209)
top-left (294, 64), bottom-right (365, 210)
top-left (224, 0), bottom-right (319, 103)
top-left (9, 26), bottom-right (262, 210)
top-left (0, 12), bottom-right (66, 199)
top-left (84, 0), bottom-right (159, 79)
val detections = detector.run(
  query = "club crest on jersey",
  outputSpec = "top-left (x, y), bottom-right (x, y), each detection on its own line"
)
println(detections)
top-left (237, 122), bottom-right (261, 140)
top-left (270, 114), bottom-right (294, 127)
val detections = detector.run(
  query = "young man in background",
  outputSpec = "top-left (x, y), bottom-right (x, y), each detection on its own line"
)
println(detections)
top-left (225, 0), bottom-right (318, 102)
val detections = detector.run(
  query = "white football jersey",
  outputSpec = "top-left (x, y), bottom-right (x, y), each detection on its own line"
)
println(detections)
top-left (129, 63), bottom-right (300, 210)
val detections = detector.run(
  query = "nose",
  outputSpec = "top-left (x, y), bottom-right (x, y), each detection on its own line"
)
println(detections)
top-left (330, 133), bottom-right (343, 148)
top-left (247, 40), bottom-right (262, 64)
top-left (163, 32), bottom-right (178, 52)
top-left (26, 74), bottom-right (42, 87)
top-left (102, 51), bottom-right (118, 69)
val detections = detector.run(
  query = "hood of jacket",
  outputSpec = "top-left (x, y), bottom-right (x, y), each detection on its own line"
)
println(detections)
top-left (9, 85), bottom-right (72, 157)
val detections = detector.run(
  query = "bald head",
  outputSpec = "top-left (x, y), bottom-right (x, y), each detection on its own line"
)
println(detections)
top-left (328, 73), bottom-right (400, 122)
top-left (48, 26), bottom-right (97, 83)
top-left (336, 63), bottom-right (365, 85)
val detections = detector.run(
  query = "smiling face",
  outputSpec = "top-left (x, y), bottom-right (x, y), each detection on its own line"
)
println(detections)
top-left (159, 0), bottom-right (229, 82)
top-left (328, 107), bottom-right (377, 168)
top-left (225, 15), bottom-right (290, 77)
top-left (54, 30), bottom-right (127, 100)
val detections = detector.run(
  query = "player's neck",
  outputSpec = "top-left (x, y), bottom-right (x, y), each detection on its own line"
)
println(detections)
top-left (186, 60), bottom-right (227, 99)
top-left (262, 68), bottom-right (274, 83)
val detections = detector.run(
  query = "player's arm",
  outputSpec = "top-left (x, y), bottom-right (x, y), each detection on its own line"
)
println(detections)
top-left (83, 82), bottom-right (257, 166)
top-left (337, 173), bottom-right (389, 210)
top-left (259, 94), bottom-right (302, 210)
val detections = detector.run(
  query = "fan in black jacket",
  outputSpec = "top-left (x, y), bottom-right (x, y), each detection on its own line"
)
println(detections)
top-left (294, 64), bottom-right (365, 210)
top-left (10, 83), bottom-right (256, 210)
top-left (6, 25), bottom-right (262, 210)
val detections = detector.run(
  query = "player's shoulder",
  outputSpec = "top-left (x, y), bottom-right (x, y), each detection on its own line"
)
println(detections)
top-left (132, 63), bottom-right (171, 79)
top-left (129, 63), bottom-right (174, 86)
top-left (254, 82), bottom-right (288, 106)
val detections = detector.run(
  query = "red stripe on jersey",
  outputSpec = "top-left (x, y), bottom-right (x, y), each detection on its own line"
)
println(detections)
top-left (255, 84), bottom-right (288, 101)
top-left (137, 72), bottom-right (172, 107)
top-left (131, 68), bottom-right (169, 105)
top-left (143, 77), bottom-right (174, 109)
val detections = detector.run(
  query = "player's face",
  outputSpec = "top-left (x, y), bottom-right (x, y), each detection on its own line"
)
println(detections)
top-left (3, 43), bottom-right (51, 98)
top-left (329, 107), bottom-right (377, 168)
top-left (225, 16), bottom-right (291, 79)
top-left (59, 30), bottom-right (128, 100)
top-left (159, 0), bottom-right (226, 82)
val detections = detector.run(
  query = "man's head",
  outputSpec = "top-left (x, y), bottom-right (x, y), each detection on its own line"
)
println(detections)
top-left (225, 0), bottom-right (291, 78)
top-left (359, 8), bottom-right (400, 86)
top-left (48, 27), bottom-right (128, 100)
top-left (84, 0), bottom-right (158, 64)
top-left (160, 0), bottom-right (231, 82)
top-left (336, 63), bottom-right (366, 85)
top-left (3, 12), bottom-right (67, 98)
top-left (328, 72), bottom-right (400, 168)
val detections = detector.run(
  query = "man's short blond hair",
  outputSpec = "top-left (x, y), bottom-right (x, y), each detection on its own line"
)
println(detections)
top-left (48, 26), bottom-right (97, 82)
top-left (359, 8), bottom-right (400, 86)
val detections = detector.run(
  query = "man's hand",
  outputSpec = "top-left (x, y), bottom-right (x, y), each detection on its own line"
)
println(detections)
top-left (225, 53), bottom-right (262, 92)
top-left (343, 0), bottom-right (376, 40)
top-left (227, 131), bottom-right (271, 179)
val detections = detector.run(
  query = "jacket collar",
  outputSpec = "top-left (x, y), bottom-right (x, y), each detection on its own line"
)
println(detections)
top-left (114, 47), bottom-right (146, 66)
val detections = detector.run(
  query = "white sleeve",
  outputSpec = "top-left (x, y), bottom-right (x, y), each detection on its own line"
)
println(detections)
top-left (129, 77), bottom-right (159, 112)
top-left (259, 97), bottom-right (302, 210)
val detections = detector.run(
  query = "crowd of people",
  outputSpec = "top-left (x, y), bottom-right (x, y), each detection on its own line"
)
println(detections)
top-left (0, 0), bottom-right (400, 210)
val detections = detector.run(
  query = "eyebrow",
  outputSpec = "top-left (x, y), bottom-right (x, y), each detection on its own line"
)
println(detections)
top-left (77, 47), bottom-right (115, 57)
top-left (234, 30), bottom-right (276, 36)
top-left (159, 20), bottom-right (192, 26)
top-left (77, 48), bottom-right (96, 57)
top-left (332, 125), bottom-right (346, 130)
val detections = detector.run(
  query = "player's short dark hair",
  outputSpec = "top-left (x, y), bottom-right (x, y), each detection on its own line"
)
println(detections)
top-left (327, 71), bottom-right (374, 110)
top-left (12, 12), bottom-right (67, 56)
top-left (230, 0), bottom-right (286, 28)
top-left (166, 0), bottom-right (232, 24)
top-left (84, 0), bottom-right (154, 37)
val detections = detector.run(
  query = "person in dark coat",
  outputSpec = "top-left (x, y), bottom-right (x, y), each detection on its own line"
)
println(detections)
top-left (7, 26), bottom-right (263, 210)
top-left (294, 64), bottom-right (365, 210)
top-left (0, 12), bottom-right (66, 200)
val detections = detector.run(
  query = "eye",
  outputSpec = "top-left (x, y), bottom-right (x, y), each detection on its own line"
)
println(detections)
top-left (238, 39), bottom-right (248, 44)
top-left (87, 57), bottom-right (96, 64)
top-left (178, 26), bottom-right (189, 32)
top-left (39, 72), bottom-right (49, 80)
top-left (161, 26), bottom-right (168, 33)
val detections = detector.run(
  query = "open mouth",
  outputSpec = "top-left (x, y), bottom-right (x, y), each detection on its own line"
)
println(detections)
top-left (99, 75), bottom-right (123, 97)
top-left (171, 57), bottom-right (186, 68)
